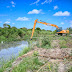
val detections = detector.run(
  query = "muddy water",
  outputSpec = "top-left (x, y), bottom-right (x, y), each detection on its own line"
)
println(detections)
top-left (0, 41), bottom-right (28, 61)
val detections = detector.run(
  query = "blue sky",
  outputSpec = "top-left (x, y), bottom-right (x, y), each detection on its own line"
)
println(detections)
top-left (0, 0), bottom-right (72, 31)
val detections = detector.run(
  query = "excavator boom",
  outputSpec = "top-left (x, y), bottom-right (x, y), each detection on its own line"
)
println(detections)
top-left (31, 19), bottom-right (69, 39)
top-left (31, 19), bottom-right (59, 39)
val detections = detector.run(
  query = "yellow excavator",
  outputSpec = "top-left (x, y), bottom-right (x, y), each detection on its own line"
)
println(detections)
top-left (31, 19), bottom-right (69, 39)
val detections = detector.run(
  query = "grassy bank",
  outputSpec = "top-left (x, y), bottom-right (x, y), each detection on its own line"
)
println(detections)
top-left (0, 57), bottom-right (15, 72)
top-left (12, 55), bottom-right (44, 72)
top-left (0, 47), bottom-right (31, 72)
top-left (0, 36), bottom-right (72, 72)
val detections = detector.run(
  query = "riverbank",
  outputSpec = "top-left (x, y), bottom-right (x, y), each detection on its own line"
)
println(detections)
top-left (0, 36), bottom-right (72, 72)
top-left (0, 41), bottom-right (28, 68)
top-left (2, 47), bottom-right (72, 72)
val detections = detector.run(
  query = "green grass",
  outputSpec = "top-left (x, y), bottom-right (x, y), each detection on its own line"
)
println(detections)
top-left (36, 35), bottom-right (72, 49)
top-left (40, 62), bottom-right (58, 72)
top-left (19, 47), bottom-right (31, 56)
top-left (67, 66), bottom-right (72, 72)
top-left (12, 53), bottom-right (44, 72)
top-left (36, 37), bottom-right (52, 49)
top-left (0, 56), bottom-right (15, 72)
top-left (59, 40), bottom-right (67, 48)
top-left (0, 47), bottom-right (31, 72)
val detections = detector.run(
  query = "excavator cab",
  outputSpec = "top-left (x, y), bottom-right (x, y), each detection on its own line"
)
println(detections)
top-left (56, 27), bottom-right (62, 32)
top-left (56, 27), bottom-right (63, 36)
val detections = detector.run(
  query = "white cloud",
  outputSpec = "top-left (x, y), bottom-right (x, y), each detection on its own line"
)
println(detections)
top-left (54, 5), bottom-right (58, 10)
top-left (28, 9), bottom-right (42, 14)
top-left (61, 22), bottom-right (64, 24)
top-left (30, 0), bottom-right (40, 5)
top-left (11, 1), bottom-right (15, 7)
top-left (12, 23), bottom-right (15, 24)
top-left (16, 17), bottom-right (30, 21)
top-left (12, 5), bottom-right (15, 7)
top-left (5, 21), bottom-right (10, 24)
top-left (53, 11), bottom-right (70, 16)
top-left (41, 0), bottom-right (52, 4)
top-left (0, 21), bottom-right (2, 23)
top-left (11, 1), bottom-right (15, 4)
top-left (6, 6), bottom-right (10, 8)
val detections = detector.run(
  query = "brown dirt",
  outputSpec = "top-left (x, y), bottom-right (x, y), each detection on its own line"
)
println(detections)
top-left (51, 40), bottom-right (60, 48)
top-left (4, 47), bottom-right (72, 72)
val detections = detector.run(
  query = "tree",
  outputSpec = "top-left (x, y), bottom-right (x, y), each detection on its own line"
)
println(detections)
top-left (36, 27), bottom-right (41, 31)
top-left (53, 30), bottom-right (56, 34)
top-left (3, 24), bottom-right (11, 29)
top-left (21, 27), bottom-right (27, 32)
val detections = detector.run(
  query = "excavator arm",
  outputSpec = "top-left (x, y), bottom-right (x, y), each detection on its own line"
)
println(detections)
top-left (31, 19), bottom-right (59, 39)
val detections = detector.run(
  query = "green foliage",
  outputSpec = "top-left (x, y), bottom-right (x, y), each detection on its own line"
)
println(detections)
top-left (3, 24), bottom-right (11, 29)
top-left (41, 37), bottom-right (51, 49)
top-left (12, 56), bottom-right (43, 72)
top-left (40, 62), bottom-right (58, 72)
top-left (59, 40), bottom-right (67, 48)
top-left (0, 24), bottom-right (71, 43)
top-left (33, 51), bottom-right (39, 57)
top-left (53, 30), bottom-right (56, 34)
top-left (19, 47), bottom-right (31, 56)
top-left (0, 24), bottom-right (31, 42)
top-left (36, 37), bottom-right (52, 49)
top-left (58, 36), bottom-right (68, 40)
top-left (0, 35), bottom-right (6, 43)
top-left (0, 56), bottom-right (15, 72)
top-left (67, 66), bottom-right (72, 72)
top-left (36, 27), bottom-right (41, 31)
top-left (67, 27), bottom-right (72, 34)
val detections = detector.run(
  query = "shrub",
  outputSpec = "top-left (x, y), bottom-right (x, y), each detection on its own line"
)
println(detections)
top-left (0, 35), bottom-right (6, 43)
top-left (19, 47), bottom-right (31, 56)
top-left (59, 40), bottom-right (67, 48)
top-left (41, 38), bottom-right (51, 48)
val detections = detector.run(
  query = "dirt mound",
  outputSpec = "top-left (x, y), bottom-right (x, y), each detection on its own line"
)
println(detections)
top-left (37, 48), bottom-right (72, 59)
top-left (4, 47), bottom-right (72, 72)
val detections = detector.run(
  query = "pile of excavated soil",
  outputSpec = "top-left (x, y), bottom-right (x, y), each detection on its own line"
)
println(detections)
top-left (36, 47), bottom-right (72, 59)
top-left (4, 47), bottom-right (72, 72)
top-left (35, 47), bottom-right (72, 72)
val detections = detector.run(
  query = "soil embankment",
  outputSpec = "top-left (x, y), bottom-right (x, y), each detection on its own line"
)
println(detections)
top-left (4, 46), bottom-right (72, 72)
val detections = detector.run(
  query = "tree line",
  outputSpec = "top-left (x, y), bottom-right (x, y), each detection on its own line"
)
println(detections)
top-left (0, 24), bottom-right (72, 43)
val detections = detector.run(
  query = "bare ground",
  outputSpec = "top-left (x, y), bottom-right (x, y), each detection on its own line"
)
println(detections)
top-left (4, 39), bottom-right (72, 72)
top-left (4, 46), bottom-right (72, 72)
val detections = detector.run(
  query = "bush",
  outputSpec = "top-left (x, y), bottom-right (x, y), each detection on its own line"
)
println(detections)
top-left (36, 37), bottom-right (51, 49)
top-left (19, 47), bottom-right (31, 56)
top-left (41, 38), bottom-right (51, 49)
top-left (59, 40), bottom-right (67, 48)
top-left (0, 35), bottom-right (6, 43)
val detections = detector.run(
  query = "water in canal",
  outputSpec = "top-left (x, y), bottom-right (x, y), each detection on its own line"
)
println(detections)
top-left (0, 41), bottom-right (28, 63)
